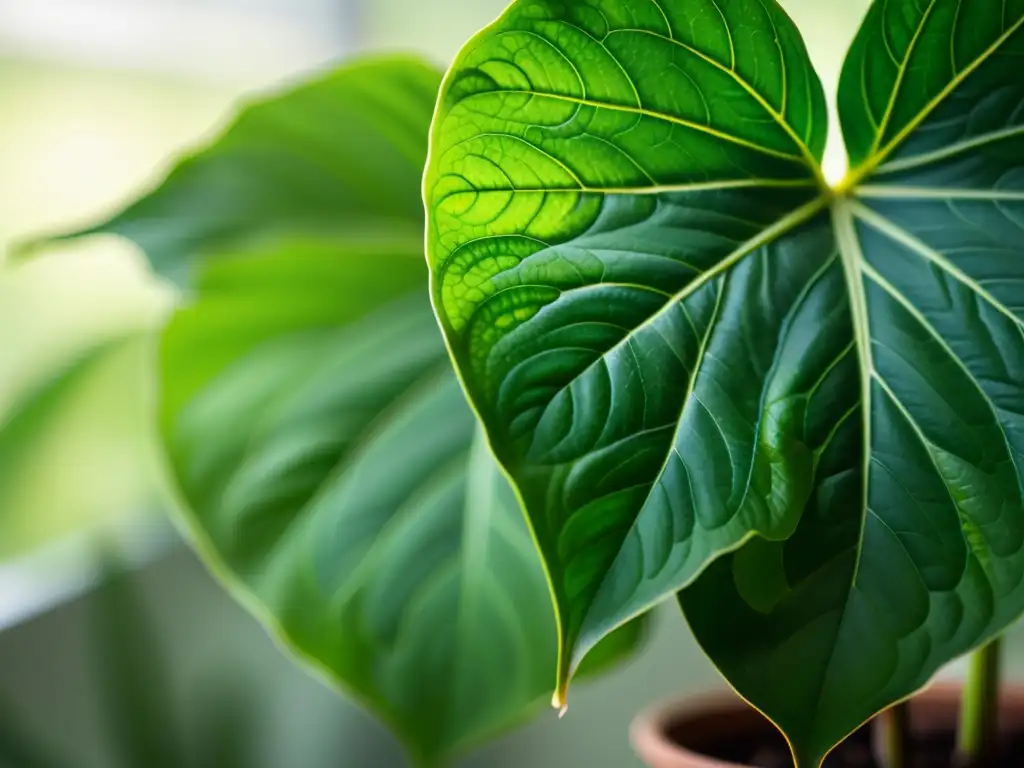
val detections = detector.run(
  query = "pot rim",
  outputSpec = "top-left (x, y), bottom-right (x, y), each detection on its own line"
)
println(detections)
top-left (630, 680), bottom-right (1024, 768)
top-left (630, 690), bottom-right (772, 768)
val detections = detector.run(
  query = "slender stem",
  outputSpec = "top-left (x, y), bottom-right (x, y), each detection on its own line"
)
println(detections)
top-left (957, 638), bottom-right (1003, 767)
top-left (874, 701), bottom-right (911, 768)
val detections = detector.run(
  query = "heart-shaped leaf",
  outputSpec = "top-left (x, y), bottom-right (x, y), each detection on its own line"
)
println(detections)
top-left (425, 0), bottom-right (831, 700)
top-left (425, 0), bottom-right (1024, 761)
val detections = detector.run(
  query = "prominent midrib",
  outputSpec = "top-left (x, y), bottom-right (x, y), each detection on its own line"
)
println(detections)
top-left (528, 193), bottom-right (832, 699)
top-left (565, 277), bottom-right (726, 676)
top-left (857, 186), bottom-right (1024, 200)
top-left (798, 197), bottom-right (876, 767)
top-left (802, 187), bottom-right (1024, 762)
top-left (851, 200), bottom-right (1024, 333)
top-left (859, 258), bottom-right (1024, 515)
top-left (852, 201), bottom-right (1024, 510)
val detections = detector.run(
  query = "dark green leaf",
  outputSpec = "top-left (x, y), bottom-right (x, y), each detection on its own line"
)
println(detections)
top-left (425, 0), bottom-right (1024, 764)
top-left (425, 0), bottom-right (830, 704)
top-left (160, 237), bottom-right (640, 766)
top-left (686, 3), bottom-right (1024, 766)
top-left (22, 56), bottom-right (438, 287)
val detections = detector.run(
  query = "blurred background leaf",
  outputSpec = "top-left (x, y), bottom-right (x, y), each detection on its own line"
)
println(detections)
top-left (159, 232), bottom-right (590, 761)
top-left (21, 56), bottom-right (437, 288)
top-left (0, 337), bottom-right (148, 560)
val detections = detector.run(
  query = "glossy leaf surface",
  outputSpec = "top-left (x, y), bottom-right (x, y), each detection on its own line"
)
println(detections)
top-left (32, 56), bottom-right (437, 287)
top-left (425, 0), bottom-right (830, 698)
top-left (684, 2), bottom-right (1024, 765)
top-left (425, 0), bottom-right (1024, 763)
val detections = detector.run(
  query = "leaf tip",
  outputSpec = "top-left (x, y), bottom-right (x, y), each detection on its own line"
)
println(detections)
top-left (6, 236), bottom-right (45, 264)
top-left (552, 688), bottom-right (568, 718)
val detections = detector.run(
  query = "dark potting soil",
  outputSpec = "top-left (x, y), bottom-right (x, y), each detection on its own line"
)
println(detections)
top-left (666, 719), bottom-right (1024, 768)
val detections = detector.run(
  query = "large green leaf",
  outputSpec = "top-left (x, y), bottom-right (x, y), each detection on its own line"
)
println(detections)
top-left (425, 0), bottom-right (1024, 763)
top-left (162, 238), bottom-right (640, 766)
top-left (425, 0), bottom-right (830, 701)
top-left (683, 2), bottom-right (1024, 765)
top-left (25, 56), bottom-right (438, 287)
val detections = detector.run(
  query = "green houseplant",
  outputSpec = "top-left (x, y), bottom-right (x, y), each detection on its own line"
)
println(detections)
top-left (423, 0), bottom-right (1024, 765)
top-left (21, 55), bottom-right (642, 768)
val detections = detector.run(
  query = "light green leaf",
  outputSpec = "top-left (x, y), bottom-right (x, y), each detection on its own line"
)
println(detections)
top-left (22, 56), bottom-right (438, 287)
top-left (425, 0), bottom-right (831, 702)
top-left (425, 0), bottom-right (1024, 764)
top-left (160, 237), bottom-right (641, 766)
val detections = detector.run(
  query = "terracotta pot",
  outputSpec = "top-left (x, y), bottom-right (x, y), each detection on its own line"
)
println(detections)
top-left (630, 681), bottom-right (1024, 768)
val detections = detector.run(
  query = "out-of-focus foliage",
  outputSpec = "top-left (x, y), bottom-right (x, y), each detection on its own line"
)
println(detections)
top-left (0, 337), bottom-right (153, 559)
top-left (41, 55), bottom-right (643, 766)
top-left (26, 55), bottom-right (434, 288)
top-left (0, 697), bottom-right (66, 768)
top-left (91, 556), bottom-right (187, 768)
top-left (0, 556), bottom-right (257, 768)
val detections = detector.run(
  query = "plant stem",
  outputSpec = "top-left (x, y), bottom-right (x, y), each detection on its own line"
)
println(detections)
top-left (875, 701), bottom-right (910, 768)
top-left (957, 637), bottom-right (1003, 767)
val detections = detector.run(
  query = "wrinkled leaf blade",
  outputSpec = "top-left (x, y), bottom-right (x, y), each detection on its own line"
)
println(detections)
top-left (428, 0), bottom-right (1024, 764)
top-left (683, 2), bottom-right (1024, 766)
top-left (424, 0), bottom-right (829, 699)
